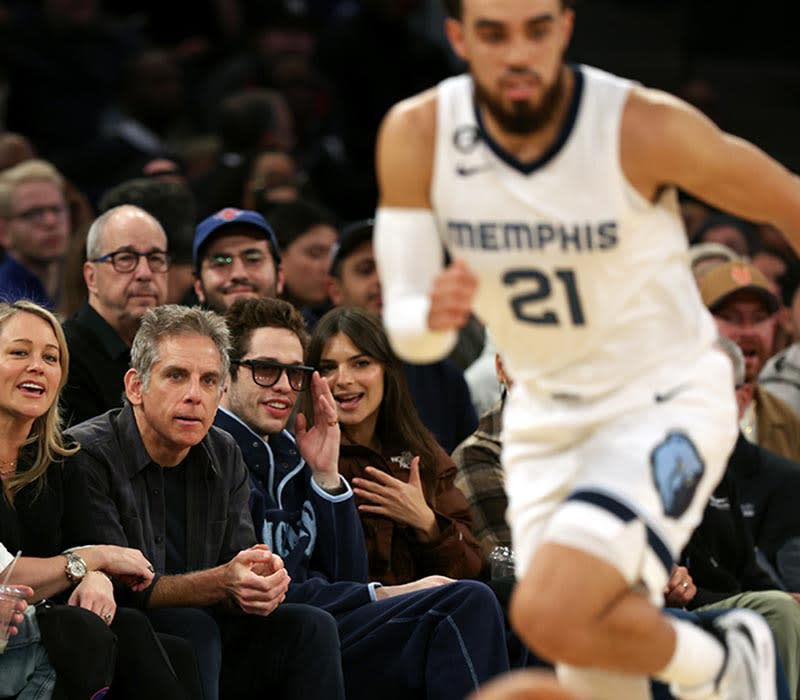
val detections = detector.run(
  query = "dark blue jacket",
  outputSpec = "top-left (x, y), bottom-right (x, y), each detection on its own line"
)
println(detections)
top-left (214, 408), bottom-right (375, 615)
top-left (0, 254), bottom-right (53, 309)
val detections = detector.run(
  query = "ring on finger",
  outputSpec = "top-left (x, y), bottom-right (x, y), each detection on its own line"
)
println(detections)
top-left (682, 582), bottom-right (689, 589)
top-left (102, 611), bottom-right (113, 622)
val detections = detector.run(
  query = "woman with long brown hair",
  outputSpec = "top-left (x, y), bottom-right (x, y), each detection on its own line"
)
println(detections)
top-left (306, 305), bottom-right (483, 585)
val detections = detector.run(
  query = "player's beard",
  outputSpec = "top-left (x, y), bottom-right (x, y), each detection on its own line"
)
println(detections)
top-left (474, 67), bottom-right (566, 136)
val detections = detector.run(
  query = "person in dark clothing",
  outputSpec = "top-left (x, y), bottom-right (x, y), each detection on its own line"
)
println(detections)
top-left (216, 296), bottom-right (512, 700)
top-left (666, 466), bottom-right (800, 700)
top-left (0, 160), bottom-right (71, 310)
top-left (727, 434), bottom-right (800, 592)
top-left (0, 299), bottom-right (199, 700)
top-left (265, 198), bottom-right (338, 325)
top-left (192, 208), bottom-right (284, 314)
top-left (98, 177), bottom-right (198, 306)
top-left (663, 336), bottom-right (800, 700)
top-left (306, 306), bottom-right (484, 585)
top-left (61, 205), bottom-right (169, 426)
top-left (64, 304), bottom-right (344, 700)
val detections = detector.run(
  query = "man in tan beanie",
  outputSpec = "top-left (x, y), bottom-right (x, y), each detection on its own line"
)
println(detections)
top-left (700, 261), bottom-right (800, 462)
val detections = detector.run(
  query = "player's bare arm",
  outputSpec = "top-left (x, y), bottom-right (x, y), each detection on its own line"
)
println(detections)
top-left (621, 86), bottom-right (800, 248)
top-left (375, 88), bottom-right (437, 209)
top-left (374, 89), bottom-right (479, 361)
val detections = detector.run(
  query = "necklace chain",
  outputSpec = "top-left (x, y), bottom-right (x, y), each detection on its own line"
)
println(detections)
top-left (0, 458), bottom-right (18, 477)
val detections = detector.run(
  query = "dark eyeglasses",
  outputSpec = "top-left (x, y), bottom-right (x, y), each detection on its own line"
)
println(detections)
top-left (90, 249), bottom-right (171, 273)
top-left (232, 359), bottom-right (315, 391)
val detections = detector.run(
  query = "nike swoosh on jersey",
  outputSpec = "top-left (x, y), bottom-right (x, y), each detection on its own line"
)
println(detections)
top-left (654, 383), bottom-right (691, 403)
top-left (456, 164), bottom-right (492, 176)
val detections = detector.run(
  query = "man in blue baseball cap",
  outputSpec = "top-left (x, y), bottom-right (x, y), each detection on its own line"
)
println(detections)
top-left (193, 207), bottom-right (284, 313)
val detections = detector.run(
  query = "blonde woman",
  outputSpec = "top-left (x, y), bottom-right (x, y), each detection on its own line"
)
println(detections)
top-left (0, 300), bottom-right (198, 699)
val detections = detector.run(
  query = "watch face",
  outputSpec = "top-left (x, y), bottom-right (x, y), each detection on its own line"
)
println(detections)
top-left (68, 555), bottom-right (87, 578)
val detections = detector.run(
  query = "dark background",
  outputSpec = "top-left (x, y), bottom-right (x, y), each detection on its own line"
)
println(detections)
top-left (1, 0), bottom-right (797, 213)
top-left (567, 0), bottom-right (799, 170)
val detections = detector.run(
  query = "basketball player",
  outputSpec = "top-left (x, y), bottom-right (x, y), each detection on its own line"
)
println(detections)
top-left (372, 1), bottom-right (800, 699)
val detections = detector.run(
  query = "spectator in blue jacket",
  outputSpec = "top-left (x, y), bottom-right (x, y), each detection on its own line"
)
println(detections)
top-left (216, 296), bottom-right (513, 700)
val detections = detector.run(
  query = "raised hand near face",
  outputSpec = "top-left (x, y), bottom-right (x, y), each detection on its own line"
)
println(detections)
top-left (294, 371), bottom-right (342, 492)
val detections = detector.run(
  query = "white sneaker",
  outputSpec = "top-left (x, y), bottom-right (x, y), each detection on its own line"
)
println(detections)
top-left (672, 609), bottom-right (777, 700)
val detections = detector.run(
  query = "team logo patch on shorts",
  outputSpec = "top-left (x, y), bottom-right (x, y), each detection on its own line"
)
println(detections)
top-left (650, 432), bottom-right (705, 518)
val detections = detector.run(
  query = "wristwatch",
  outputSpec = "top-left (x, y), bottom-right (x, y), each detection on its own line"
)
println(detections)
top-left (64, 551), bottom-right (87, 584)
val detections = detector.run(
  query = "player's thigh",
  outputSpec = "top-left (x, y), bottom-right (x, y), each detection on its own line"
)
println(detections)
top-left (562, 353), bottom-right (736, 601)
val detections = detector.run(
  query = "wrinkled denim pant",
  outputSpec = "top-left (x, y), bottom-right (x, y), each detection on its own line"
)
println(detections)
top-left (0, 606), bottom-right (56, 700)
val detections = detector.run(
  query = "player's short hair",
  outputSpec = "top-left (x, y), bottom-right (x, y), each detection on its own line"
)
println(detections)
top-left (442, 0), bottom-right (575, 19)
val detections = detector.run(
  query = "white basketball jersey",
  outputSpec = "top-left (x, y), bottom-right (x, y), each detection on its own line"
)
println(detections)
top-left (431, 65), bottom-right (717, 399)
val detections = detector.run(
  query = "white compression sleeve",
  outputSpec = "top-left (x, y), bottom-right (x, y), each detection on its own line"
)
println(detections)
top-left (374, 206), bottom-right (457, 363)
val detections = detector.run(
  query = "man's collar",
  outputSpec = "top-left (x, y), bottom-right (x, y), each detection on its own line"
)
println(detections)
top-left (119, 402), bottom-right (213, 474)
top-left (79, 301), bottom-right (131, 359)
top-left (217, 405), bottom-right (266, 443)
top-left (118, 403), bottom-right (159, 475)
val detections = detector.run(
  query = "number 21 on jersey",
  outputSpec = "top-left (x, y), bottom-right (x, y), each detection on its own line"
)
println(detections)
top-left (503, 268), bottom-right (586, 326)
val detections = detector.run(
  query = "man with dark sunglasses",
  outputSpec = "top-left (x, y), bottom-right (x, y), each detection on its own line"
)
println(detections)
top-left (62, 204), bottom-right (169, 426)
top-left (215, 296), bottom-right (515, 700)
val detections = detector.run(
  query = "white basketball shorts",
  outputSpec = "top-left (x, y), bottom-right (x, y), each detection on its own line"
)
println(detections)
top-left (502, 346), bottom-right (738, 604)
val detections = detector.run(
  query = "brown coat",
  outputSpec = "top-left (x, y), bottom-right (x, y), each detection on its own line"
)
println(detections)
top-left (755, 384), bottom-right (800, 464)
top-left (338, 442), bottom-right (484, 585)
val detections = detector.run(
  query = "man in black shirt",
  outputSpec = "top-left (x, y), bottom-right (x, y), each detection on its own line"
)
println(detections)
top-left (65, 304), bottom-right (344, 700)
top-left (61, 204), bottom-right (169, 425)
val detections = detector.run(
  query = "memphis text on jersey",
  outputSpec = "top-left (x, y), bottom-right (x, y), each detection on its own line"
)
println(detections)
top-left (445, 219), bottom-right (619, 253)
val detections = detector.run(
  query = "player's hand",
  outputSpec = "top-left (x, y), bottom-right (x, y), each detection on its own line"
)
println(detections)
top-left (428, 259), bottom-right (478, 331)
top-left (353, 458), bottom-right (439, 540)
top-left (663, 565), bottom-right (696, 608)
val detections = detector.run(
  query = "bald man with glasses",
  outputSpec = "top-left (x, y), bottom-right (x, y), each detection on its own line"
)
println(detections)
top-left (61, 204), bottom-right (170, 426)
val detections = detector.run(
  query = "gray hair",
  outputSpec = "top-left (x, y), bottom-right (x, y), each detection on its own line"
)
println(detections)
top-left (131, 305), bottom-right (231, 391)
top-left (85, 204), bottom-right (165, 260)
top-left (716, 334), bottom-right (746, 388)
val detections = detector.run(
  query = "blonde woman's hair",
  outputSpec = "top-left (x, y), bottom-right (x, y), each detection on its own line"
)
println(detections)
top-left (0, 300), bottom-right (78, 496)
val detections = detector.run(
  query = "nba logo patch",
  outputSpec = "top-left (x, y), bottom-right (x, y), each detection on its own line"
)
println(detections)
top-left (650, 432), bottom-right (705, 518)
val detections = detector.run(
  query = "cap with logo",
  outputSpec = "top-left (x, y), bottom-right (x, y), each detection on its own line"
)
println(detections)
top-left (193, 208), bottom-right (281, 271)
top-left (698, 261), bottom-right (780, 313)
